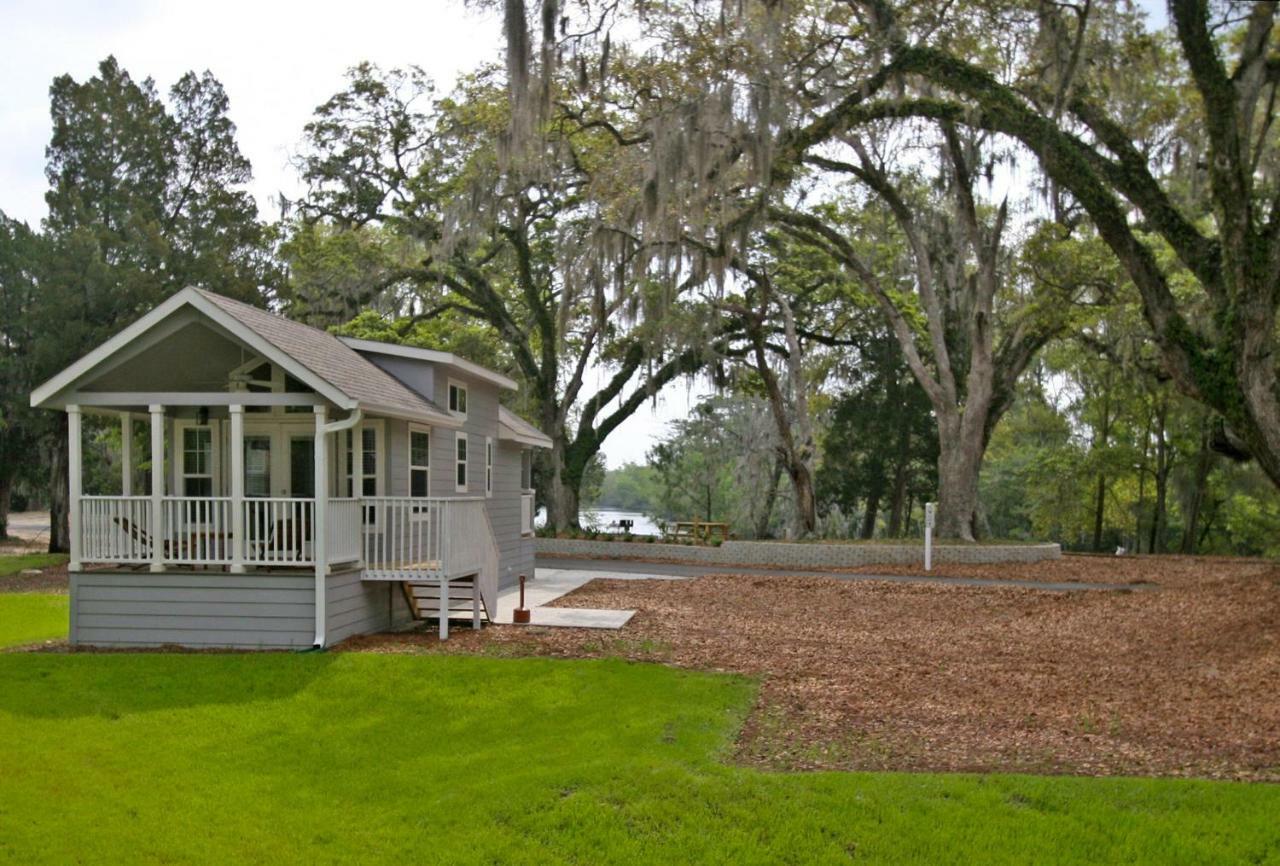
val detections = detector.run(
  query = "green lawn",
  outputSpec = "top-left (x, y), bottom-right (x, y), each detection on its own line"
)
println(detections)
top-left (0, 593), bottom-right (68, 648)
top-left (0, 653), bottom-right (1276, 864)
top-left (0, 552), bottom-right (67, 577)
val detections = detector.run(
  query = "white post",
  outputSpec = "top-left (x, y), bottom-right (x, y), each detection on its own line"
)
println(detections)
top-left (67, 405), bottom-right (82, 572)
top-left (352, 421), bottom-right (363, 498)
top-left (924, 502), bottom-right (935, 572)
top-left (150, 404), bottom-right (165, 572)
top-left (313, 405), bottom-right (329, 647)
top-left (230, 405), bottom-right (245, 573)
top-left (119, 412), bottom-right (132, 497)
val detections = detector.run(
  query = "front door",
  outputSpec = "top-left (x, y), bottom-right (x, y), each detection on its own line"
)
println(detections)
top-left (241, 425), bottom-right (318, 498)
top-left (288, 435), bottom-right (315, 498)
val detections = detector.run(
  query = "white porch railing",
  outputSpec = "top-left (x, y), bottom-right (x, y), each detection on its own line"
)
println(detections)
top-left (77, 495), bottom-right (499, 613)
top-left (80, 495), bottom-right (153, 564)
top-left (243, 498), bottom-right (314, 565)
top-left (164, 497), bottom-right (233, 565)
top-left (326, 498), bottom-right (361, 564)
top-left (521, 491), bottom-right (535, 536)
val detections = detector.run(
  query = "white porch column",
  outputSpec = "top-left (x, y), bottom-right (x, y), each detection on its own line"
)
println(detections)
top-left (67, 405), bottom-right (82, 572)
top-left (229, 405), bottom-right (245, 573)
top-left (149, 404), bottom-right (165, 572)
top-left (312, 406), bottom-right (329, 647)
top-left (352, 421), bottom-right (363, 498)
top-left (119, 412), bottom-right (132, 497)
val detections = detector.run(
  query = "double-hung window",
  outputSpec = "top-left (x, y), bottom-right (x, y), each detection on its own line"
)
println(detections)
top-left (409, 425), bottom-right (430, 497)
top-left (181, 426), bottom-right (214, 496)
top-left (485, 436), bottom-right (494, 496)
top-left (455, 433), bottom-right (468, 492)
top-left (448, 381), bottom-right (468, 417)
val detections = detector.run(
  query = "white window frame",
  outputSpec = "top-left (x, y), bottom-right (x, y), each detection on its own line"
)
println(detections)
top-left (343, 420), bottom-right (385, 528)
top-left (447, 379), bottom-right (468, 418)
top-left (455, 432), bottom-right (468, 493)
top-left (173, 419), bottom-right (220, 497)
top-left (408, 423), bottom-right (431, 499)
top-left (485, 436), bottom-right (494, 497)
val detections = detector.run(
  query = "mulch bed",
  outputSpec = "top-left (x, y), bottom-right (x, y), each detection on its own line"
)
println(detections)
top-left (0, 563), bottom-right (67, 594)
top-left (346, 557), bottom-right (1280, 781)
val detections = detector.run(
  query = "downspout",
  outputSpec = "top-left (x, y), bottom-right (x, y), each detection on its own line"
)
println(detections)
top-left (312, 407), bottom-right (362, 649)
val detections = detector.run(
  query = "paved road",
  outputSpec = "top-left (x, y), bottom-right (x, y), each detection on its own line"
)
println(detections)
top-left (534, 555), bottom-right (1153, 593)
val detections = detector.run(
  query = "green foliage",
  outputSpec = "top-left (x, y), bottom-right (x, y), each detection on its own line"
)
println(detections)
top-left (647, 397), bottom-right (785, 535)
top-left (817, 336), bottom-right (937, 539)
top-left (332, 309), bottom-right (513, 374)
top-left (597, 462), bottom-right (662, 512)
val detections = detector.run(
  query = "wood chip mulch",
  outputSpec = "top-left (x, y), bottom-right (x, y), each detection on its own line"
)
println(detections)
top-left (0, 563), bottom-right (67, 594)
top-left (346, 557), bottom-right (1280, 781)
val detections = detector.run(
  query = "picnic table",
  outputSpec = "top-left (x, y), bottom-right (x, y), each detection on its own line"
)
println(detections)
top-left (664, 520), bottom-right (731, 542)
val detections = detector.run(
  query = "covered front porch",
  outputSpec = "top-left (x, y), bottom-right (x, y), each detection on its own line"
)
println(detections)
top-left (65, 396), bottom-right (498, 636)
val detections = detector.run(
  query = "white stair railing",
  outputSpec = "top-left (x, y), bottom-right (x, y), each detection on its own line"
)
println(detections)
top-left (362, 497), bottom-right (447, 580)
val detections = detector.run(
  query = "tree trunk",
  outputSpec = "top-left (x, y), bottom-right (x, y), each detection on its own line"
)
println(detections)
top-left (1148, 398), bottom-right (1172, 554)
top-left (886, 417), bottom-right (912, 537)
top-left (887, 464), bottom-right (908, 537)
top-left (753, 454), bottom-right (783, 539)
top-left (48, 419), bottom-right (70, 554)
top-left (0, 474), bottom-right (11, 541)
top-left (1180, 421), bottom-right (1213, 554)
top-left (1091, 473), bottom-right (1107, 552)
top-left (859, 485), bottom-right (882, 540)
top-left (935, 414), bottom-right (984, 541)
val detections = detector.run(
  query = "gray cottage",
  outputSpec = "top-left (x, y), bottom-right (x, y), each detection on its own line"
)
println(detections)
top-left (29, 287), bottom-right (551, 649)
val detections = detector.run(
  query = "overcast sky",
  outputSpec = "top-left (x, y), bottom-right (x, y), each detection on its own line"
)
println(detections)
top-left (0, 0), bottom-right (1168, 470)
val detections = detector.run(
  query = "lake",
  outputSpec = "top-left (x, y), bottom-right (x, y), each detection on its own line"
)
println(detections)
top-left (535, 507), bottom-right (662, 536)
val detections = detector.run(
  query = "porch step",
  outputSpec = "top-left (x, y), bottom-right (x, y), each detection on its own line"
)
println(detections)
top-left (402, 576), bottom-right (490, 625)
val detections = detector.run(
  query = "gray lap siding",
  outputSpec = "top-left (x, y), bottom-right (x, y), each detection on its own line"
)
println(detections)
top-left (70, 571), bottom-right (317, 649)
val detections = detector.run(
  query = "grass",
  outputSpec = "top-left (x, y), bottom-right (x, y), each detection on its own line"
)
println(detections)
top-left (0, 593), bottom-right (68, 648)
top-left (0, 653), bottom-right (1277, 864)
top-left (0, 551), bottom-right (66, 577)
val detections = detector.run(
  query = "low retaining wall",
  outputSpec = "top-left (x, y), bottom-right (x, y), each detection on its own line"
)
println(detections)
top-left (535, 537), bottom-right (1062, 568)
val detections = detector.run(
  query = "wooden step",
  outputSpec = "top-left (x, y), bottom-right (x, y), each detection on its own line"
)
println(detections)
top-left (401, 577), bottom-right (489, 624)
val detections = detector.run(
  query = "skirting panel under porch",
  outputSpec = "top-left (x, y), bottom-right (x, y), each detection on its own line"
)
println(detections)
top-left (70, 570), bottom-right (323, 649)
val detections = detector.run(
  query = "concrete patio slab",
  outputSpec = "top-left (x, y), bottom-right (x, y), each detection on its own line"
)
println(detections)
top-left (492, 566), bottom-right (685, 627)
top-left (525, 607), bottom-right (636, 629)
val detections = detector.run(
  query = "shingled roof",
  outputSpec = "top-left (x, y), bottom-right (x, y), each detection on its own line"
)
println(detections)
top-left (194, 290), bottom-right (454, 423)
top-left (498, 406), bottom-right (553, 448)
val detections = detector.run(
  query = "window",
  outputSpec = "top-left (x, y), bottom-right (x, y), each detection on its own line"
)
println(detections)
top-left (448, 381), bottom-right (468, 417)
top-left (343, 422), bottom-right (384, 527)
top-left (520, 449), bottom-right (533, 491)
top-left (409, 425), bottom-right (430, 497)
top-left (485, 436), bottom-right (494, 497)
top-left (455, 433), bottom-right (468, 492)
top-left (346, 426), bottom-right (379, 497)
top-left (181, 426), bottom-right (213, 496)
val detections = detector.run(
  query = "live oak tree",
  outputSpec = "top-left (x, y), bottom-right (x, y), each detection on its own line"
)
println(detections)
top-left (827, 0), bottom-right (1280, 498)
top-left (291, 63), bottom-right (730, 529)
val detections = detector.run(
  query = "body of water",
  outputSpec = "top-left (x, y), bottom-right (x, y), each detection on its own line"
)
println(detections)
top-left (535, 507), bottom-right (662, 536)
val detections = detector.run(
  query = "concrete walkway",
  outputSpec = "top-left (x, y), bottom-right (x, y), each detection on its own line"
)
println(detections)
top-left (534, 556), bottom-right (1154, 593)
top-left (492, 567), bottom-right (692, 628)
